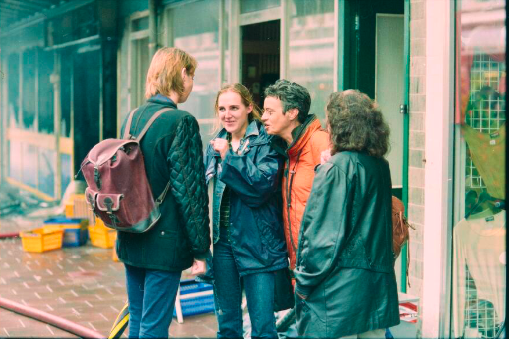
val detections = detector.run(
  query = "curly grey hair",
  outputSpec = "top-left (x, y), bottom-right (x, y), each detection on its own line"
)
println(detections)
top-left (326, 90), bottom-right (390, 158)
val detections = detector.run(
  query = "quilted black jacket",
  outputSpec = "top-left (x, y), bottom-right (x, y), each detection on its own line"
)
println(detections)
top-left (116, 95), bottom-right (211, 271)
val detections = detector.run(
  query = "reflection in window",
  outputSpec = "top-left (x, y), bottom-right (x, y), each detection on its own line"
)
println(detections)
top-left (169, 0), bottom-right (221, 144)
top-left (60, 49), bottom-right (72, 138)
top-left (22, 49), bottom-right (37, 130)
top-left (38, 148), bottom-right (56, 197)
top-left (288, 0), bottom-right (335, 122)
top-left (240, 0), bottom-right (281, 14)
top-left (452, 1), bottom-right (506, 338)
top-left (8, 53), bottom-right (20, 128)
top-left (61, 153), bottom-right (72, 199)
top-left (38, 49), bottom-right (55, 134)
top-left (22, 144), bottom-right (37, 188)
top-left (131, 37), bottom-right (150, 108)
top-left (8, 141), bottom-right (22, 182)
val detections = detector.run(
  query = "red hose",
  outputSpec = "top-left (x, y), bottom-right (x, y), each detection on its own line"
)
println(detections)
top-left (0, 297), bottom-right (104, 338)
top-left (0, 232), bottom-right (19, 239)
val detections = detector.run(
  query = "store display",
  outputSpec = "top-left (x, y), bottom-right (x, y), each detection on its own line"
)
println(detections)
top-left (452, 210), bottom-right (506, 338)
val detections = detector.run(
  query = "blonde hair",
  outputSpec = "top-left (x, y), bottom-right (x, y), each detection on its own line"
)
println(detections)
top-left (212, 83), bottom-right (262, 134)
top-left (145, 47), bottom-right (197, 99)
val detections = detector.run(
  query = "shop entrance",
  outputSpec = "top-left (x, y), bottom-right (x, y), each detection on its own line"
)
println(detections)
top-left (73, 47), bottom-right (101, 174)
top-left (240, 20), bottom-right (280, 108)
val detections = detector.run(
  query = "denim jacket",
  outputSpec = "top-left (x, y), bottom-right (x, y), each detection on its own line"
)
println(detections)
top-left (203, 120), bottom-right (288, 277)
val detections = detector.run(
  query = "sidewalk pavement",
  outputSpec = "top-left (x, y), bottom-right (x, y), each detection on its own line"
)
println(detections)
top-left (0, 217), bottom-right (218, 338)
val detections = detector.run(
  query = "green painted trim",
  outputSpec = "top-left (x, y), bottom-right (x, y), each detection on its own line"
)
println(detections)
top-left (337, 0), bottom-right (346, 91)
top-left (401, 0), bottom-right (411, 293)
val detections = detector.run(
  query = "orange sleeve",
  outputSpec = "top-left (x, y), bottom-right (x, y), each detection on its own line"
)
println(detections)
top-left (310, 130), bottom-right (331, 167)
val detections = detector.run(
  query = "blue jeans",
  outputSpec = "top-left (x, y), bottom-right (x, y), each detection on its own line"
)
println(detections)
top-left (125, 264), bottom-right (182, 339)
top-left (213, 226), bottom-right (277, 339)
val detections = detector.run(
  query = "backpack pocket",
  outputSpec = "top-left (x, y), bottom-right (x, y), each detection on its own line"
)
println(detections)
top-left (96, 193), bottom-right (124, 213)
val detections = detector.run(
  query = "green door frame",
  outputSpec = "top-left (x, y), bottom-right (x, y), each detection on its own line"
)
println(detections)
top-left (400, 0), bottom-right (411, 293)
top-left (337, 0), bottom-right (412, 292)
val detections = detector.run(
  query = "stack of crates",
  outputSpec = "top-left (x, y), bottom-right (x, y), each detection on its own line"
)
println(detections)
top-left (20, 228), bottom-right (64, 253)
top-left (88, 218), bottom-right (117, 249)
top-left (43, 218), bottom-right (89, 247)
top-left (66, 194), bottom-right (96, 226)
top-left (173, 279), bottom-right (215, 323)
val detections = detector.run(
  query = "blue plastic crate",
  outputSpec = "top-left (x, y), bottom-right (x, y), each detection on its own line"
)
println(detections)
top-left (173, 279), bottom-right (215, 317)
top-left (174, 293), bottom-right (215, 317)
top-left (179, 279), bottom-right (213, 295)
top-left (43, 218), bottom-right (89, 247)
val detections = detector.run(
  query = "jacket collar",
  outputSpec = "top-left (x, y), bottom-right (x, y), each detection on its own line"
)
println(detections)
top-left (270, 114), bottom-right (323, 156)
top-left (147, 94), bottom-right (178, 108)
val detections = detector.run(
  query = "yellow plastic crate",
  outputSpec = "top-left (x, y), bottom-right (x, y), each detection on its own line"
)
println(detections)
top-left (89, 218), bottom-right (117, 249)
top-left (20, 228), bottom-right (64, 253)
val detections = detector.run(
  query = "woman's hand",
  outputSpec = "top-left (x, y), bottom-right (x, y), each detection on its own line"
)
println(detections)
top-left (211, 139), bottom-right (229, 159)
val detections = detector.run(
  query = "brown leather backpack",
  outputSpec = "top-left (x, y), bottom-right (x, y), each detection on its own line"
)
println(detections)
top-left (81, 108), bottom-right (173, 233)
top-left (392, 196), bottom-right (415, 285)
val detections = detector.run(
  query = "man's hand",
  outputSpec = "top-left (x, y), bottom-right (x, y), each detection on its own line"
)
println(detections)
top-left (190, 259), bottom-right (207, 275)
top-left (320, 149), bottom-right (331, 165)
top-left (211, 139), bottom-right (229, 159)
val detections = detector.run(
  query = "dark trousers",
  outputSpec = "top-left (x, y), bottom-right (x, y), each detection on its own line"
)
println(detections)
top-left (125, 264), bottom-right (181, 338)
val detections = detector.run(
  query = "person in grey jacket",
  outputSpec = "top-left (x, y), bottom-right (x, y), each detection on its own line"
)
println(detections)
top-left (117, 47), bottom-right (210, 339)
top-left (294, 90), bottom-right (400, 339)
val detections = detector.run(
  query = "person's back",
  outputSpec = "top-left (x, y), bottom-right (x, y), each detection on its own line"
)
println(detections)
top-left (116, 47), bottom-right (210, 339)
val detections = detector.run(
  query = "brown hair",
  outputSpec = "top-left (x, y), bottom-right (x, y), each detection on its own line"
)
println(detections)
top-left (212, 83), bottom-right (262, 133)
top-left (326, 90), bottom-right (390, 157)
top-left (145, 47), bottom-right (197, 99)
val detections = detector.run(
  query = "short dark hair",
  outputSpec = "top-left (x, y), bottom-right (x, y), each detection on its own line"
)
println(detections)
top-left (327, 90), bottom-right (390, 158)
top-left (264, 79), bottom-right (311, 123)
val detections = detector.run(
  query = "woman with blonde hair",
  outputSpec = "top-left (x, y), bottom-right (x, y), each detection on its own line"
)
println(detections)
top-left (294, 90), bottom-right (399, 338)
top-left (117, 47), bottom-right (210, 338)
top-left (203, 83), bottom-right (288, 339)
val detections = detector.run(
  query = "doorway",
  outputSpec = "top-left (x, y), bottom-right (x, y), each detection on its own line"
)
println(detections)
top-left (73, 47), bottom-right (101, 174)
top-left (241, 20), bottom-right (280, 108)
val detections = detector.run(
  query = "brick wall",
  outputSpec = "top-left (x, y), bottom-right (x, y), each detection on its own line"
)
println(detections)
top-left (407, 0), bottom-right (426, 301)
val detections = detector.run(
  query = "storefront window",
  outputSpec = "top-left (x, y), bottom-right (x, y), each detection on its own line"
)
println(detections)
top-left (38, 148), bottom-right (56, 197)
top-left (168, 0), bottom-right (221, 145)
top-left (288, 0), bottom-right (335, 122)
top-left (452, 1), bottom-right (506, 338)
top-left (7, 53), bottom-right (20, 128)
top-left (22, 48), bottom-right (36, 130)
top-left (38, 49), bottom-right (55, 134)
top-left (240, 0), bottom-right (281, 14)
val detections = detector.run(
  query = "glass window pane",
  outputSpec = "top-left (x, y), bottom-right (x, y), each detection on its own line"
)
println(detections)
top-left (38, 148), bottom-right (56, 197)
top-left (288, 0), bottom-right (335, 122)
top-left (131, 37), bottom-right (150, 108)
top-left (22, 144), bottom-right (37, 188)
top-left (60, 49), bottom-right (72, 138)
top-left (452, 1), bottom-right (506, 338)
top-left (61, 153), bottom-right (72, 199)
top-left (8, 53), bottom-right (20, 128)
top-left (240, 0), bottom-right (281, 14)
top-left (8, 141), bottom-right (22, 182)
top-left (22, 49), bottom-right (37, 130)
top-left (38, 49), bottom-right (55, 134)
top-left (170, 0), bottom-right (221, 147)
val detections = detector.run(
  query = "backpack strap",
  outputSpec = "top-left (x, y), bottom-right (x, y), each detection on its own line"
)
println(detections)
top-left (123, 108), bottom-right (139, 140)
top-left (135, 108), bottom-right (173, 141)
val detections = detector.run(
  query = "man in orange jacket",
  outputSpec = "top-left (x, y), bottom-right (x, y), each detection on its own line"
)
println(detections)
top-left (261, 79), bottom-right (330, 272)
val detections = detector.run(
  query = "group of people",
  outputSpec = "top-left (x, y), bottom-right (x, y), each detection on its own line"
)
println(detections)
top-left (116, 47), bottom-right (399, 339)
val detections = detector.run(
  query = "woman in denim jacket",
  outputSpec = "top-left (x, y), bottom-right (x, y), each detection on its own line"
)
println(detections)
top-left (203, 83), bottom-right (288, 339)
